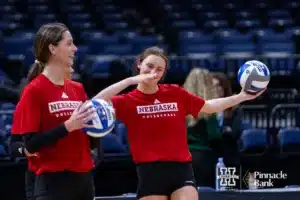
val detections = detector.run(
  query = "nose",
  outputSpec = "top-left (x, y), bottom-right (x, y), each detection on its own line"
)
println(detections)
top-left (73, 44), bottom-right (78, 52)
top-left (151, 68), bottom-right (157, 74)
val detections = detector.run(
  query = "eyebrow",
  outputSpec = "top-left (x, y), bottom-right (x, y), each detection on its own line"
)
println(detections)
top-left (148, 62), bottom-right (165, 69)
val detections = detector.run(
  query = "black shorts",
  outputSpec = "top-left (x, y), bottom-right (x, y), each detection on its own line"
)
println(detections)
top-left (136, 161), bottom-right (196, 199)
top-left (34, 171), bottom-right (94, 200)
top-left (25, 170), bottom-right (36, 200)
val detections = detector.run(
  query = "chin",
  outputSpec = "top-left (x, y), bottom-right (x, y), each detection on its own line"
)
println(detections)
top-left (68, 58), bottom-right (74, 64)
top-left (144, 81), bottom-right (158, 86)
top-left (68, 61), bottom-right (74, 66)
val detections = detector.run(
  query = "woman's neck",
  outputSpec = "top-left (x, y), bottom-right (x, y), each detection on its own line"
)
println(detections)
top-left (42, 64), bottom-right (65, 85)
top-left (137, 83), bottom-right (159, 94)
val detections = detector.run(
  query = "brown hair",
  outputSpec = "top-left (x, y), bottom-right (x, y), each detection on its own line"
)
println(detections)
top-left (211, 72), bottom-right (233, 119)
top-left (133, 46), bottom-right (168, 81)
top-left (27, 22), bottom-right (69, 83)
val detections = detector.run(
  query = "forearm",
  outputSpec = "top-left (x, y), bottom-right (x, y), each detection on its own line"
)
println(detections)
top-left (93, 78), bottom-right (133, 101)
top-left (202, 94), bottom-right (243, 114)
top-left (24, 123), bottom-right (69, 153)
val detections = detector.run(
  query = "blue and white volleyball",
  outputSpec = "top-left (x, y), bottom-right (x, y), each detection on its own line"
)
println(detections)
top-left (238, 60), bottom-right (270, 94)
top-left (82, 99), bottom-right (115, 137)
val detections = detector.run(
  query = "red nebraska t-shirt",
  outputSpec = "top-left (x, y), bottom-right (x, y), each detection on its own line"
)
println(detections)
top-left (111, 84), bottom-right (205, 163)
top-left (12, 74), bottom-right (94, 175)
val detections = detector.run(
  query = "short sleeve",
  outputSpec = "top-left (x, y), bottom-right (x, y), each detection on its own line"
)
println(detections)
top-left (179, 87), bottom-right (205, 118)
top-left (13, 86), bottom-right (42, 134)
top-left (110, 94), bottom-right (129, 123)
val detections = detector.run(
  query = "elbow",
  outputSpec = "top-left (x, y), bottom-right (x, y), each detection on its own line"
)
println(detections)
top-left (10, 142), bottom-right (24, 157)
top-left (24, 142), bottom-right (38, 154)
top-left (24, 135), bottom-right (39, 154)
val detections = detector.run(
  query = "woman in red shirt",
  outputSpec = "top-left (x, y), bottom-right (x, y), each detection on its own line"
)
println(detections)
top-left (10, 66), bottom-right (81, 200)
top-left (94, 46), bottom-right (264, 200)
top-left (12, 22), bottom-right (97, 200)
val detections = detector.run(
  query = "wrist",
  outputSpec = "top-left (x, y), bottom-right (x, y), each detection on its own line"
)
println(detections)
top-left (64, 120), bottom-right (74, 132)
top-left (235, 93), bottom-right (246, 102)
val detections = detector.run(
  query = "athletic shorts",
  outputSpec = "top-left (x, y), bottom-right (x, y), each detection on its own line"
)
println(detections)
top-left (34, 171), bottom-right (94, 200)
top-left (136, 161), bottom-right (196, 199)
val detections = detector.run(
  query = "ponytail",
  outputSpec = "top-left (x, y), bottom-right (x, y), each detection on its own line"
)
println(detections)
top-left (27, 60), bottom-right (45, 83)
top-left (19, 61), bottom-right (45, 97)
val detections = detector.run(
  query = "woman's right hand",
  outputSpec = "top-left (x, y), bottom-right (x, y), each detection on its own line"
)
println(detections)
top-left (64, 102), bottom-right (96, 132)
top-left (128, 73), bottom-right (159, 85)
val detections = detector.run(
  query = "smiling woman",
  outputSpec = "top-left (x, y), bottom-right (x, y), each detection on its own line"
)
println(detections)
top-left (10, 23), bottom-right (97, 200)
top-left (93, 46), bottom-right (265, 200)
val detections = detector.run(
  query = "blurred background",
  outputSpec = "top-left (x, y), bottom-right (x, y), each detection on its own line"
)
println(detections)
top-left (0, 0), bottom-right (300, 199)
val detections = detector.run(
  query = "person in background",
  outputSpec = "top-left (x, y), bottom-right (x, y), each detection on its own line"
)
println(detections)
top-left (211, 72), bottom-right (242, 177)
top-left (183, 68), bottom-right (221, 188)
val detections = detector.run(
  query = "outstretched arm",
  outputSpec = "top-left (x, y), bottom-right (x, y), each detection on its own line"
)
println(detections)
top-left (201, 89), bottom-right (265, 114)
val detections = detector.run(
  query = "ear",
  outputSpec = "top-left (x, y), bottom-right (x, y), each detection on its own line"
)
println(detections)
top-left (48, 44), bottom-right (56, 55)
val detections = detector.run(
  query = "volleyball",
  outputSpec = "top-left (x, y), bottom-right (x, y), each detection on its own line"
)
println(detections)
top-left (82, 99), bottom-right (115, 137)
top-left (238, 60), bottom-right (270, 94)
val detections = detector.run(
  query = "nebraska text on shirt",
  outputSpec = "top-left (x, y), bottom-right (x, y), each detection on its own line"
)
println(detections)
top-left (48, 101), bottom-right (82, 113)
top-left (137, 103), bottom-right (178, 114)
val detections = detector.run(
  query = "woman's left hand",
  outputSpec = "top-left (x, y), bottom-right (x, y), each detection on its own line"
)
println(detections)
top-left (238, 88), bottom-right (266, 101)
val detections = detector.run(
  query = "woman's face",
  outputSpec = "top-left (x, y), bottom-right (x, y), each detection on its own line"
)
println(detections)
top-left (137, 54), bottom-right (166, 85)
top-left (51, 31), bottom-right (78, 68)
top-left (212, 78), bottom-right (224, 98)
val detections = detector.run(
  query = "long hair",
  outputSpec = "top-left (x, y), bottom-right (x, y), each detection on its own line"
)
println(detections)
top-left (183, 67), bottom-right (218, 126)
top-left (27, 23), bottom-right (68, 82)
top-left (20, 23), bottom-right (69, 97)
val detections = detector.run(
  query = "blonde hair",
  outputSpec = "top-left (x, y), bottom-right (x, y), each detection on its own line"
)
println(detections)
top-left (183, 67), bottom-right (217, 126)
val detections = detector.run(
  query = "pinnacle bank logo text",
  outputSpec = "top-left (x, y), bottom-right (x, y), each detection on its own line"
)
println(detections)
top-left (137, 103), bottom-right (178, 114)
top-left (248, 170), bottom-right (288, 188)
top-left (253, 171), bottom-right (287, 180)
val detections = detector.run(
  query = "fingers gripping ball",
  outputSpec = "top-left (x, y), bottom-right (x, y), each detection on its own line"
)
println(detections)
top-left (238, 60), bottom-right (271, 94)
top-left (82, 99), bottom-right (116, 137)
